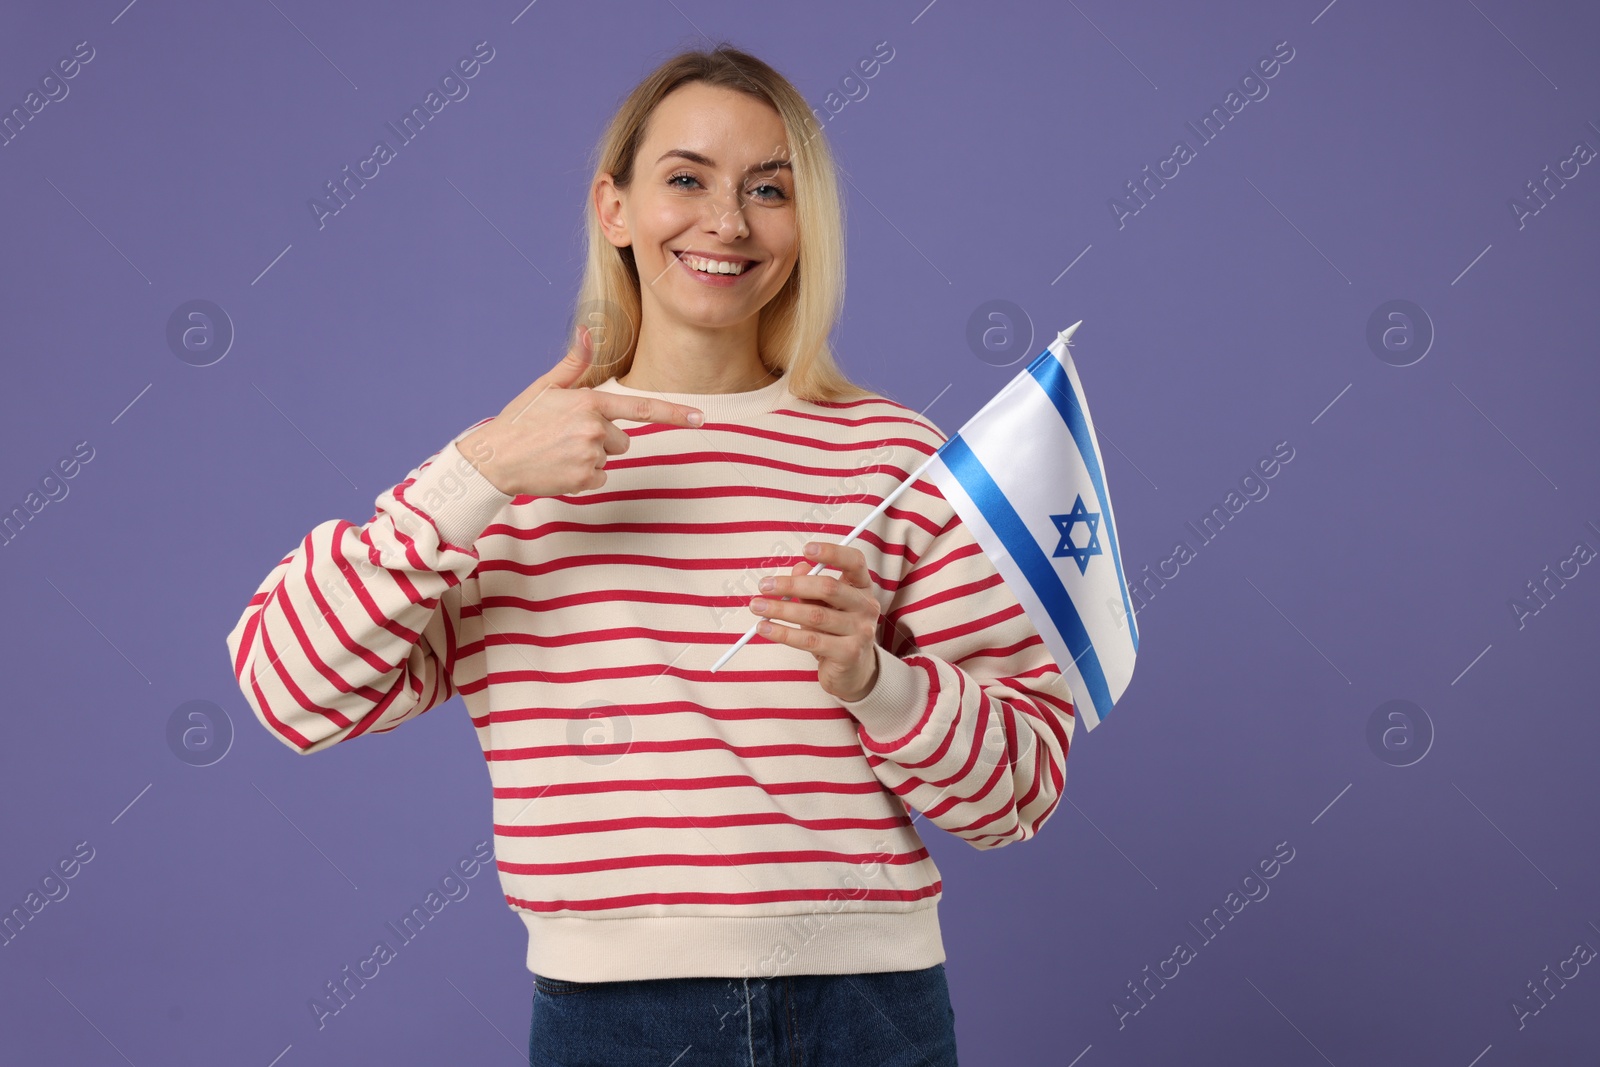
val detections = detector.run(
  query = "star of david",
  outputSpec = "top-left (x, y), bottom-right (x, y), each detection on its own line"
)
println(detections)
top-left (1050, 495), bottom-right (1103, 575)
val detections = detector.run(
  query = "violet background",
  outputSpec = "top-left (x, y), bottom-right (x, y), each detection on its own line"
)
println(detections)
top-left (2, 1), bottom-right (1597, 1063)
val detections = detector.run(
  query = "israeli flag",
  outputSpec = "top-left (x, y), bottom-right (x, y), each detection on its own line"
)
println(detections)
top-left (920, 322), bottom-right (1138, 730)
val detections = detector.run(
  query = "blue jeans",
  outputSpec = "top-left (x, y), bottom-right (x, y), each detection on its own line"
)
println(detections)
top-left (528, 963), bottom-right (959, 1066)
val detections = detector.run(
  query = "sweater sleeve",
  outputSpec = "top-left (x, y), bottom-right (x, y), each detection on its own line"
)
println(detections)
top-left (224, 422), bottom-right (513, 755)
top-left (837, 478), bottom-right (1077, 850)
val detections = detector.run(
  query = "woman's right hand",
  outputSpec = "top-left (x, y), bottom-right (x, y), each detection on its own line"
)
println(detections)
top-left (457, 325), bottom-right (705, 498)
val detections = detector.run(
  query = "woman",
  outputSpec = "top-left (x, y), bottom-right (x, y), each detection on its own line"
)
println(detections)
top-left (226, 43), bottom-right (1076, 1067)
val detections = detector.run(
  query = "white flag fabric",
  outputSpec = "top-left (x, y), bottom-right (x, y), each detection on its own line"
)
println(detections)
top-left (920, 323), bottom-right (1138, 730)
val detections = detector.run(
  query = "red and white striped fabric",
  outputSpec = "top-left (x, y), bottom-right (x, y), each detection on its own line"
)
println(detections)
top-left (225, 373), bottom-right (1076, 982)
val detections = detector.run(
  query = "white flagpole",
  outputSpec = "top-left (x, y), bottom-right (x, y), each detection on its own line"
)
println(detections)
top-left (709, 320), bottom-right (1083, 674)
top-left (709, 449), bottom-right (940, 672)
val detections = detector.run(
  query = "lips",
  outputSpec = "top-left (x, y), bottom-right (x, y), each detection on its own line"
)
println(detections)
top-left (672, 250), bottom-right (757, 269)
top-left (672, 250), bottom-right (760, 286)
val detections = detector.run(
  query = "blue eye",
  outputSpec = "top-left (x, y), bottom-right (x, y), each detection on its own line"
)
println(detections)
top-left (667, 172), bottom-right (788, 201)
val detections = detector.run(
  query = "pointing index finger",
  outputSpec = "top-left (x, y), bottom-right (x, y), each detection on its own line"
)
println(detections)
top-left (594, 392), bottom-right (704, 428)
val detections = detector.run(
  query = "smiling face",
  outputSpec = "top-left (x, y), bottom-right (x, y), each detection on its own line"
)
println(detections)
top-left (597, 81), bottom-right (799, 334)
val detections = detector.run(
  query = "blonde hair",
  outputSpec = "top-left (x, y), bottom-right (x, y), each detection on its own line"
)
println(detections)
top-left (566, 42), bottom-right (873, 404)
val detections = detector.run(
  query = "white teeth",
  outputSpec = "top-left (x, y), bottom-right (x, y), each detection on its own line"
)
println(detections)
top-left (680, 253), bottom-right (747, 275)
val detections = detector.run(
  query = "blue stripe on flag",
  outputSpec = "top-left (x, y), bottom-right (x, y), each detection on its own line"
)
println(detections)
top-left (940, 435), bottom-right (1115, 721)
top-left (1029, 352), bottom-right (1140, 650)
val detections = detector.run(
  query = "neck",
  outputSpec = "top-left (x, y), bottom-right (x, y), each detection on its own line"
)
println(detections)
top-left (619, 314), bottom-right (776, 394)
top-left (620, 363), bottom-right (778, 394)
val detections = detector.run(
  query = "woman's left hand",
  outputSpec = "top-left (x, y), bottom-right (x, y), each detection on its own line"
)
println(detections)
top-left (749, 541), bottom-right (882, 703)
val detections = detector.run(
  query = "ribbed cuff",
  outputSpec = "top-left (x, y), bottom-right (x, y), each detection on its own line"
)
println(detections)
top-left (839, 644), bottom-right (932, 749)
top-left (405, 438), bottom-right (515, 552)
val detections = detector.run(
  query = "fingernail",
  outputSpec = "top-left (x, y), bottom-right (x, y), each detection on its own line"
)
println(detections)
top-left (804, 543), bottom-right (819, 557)
top-left (758, 577), bottom-right (775, 592)
top-left (688, 411), bottom-right (704, 426)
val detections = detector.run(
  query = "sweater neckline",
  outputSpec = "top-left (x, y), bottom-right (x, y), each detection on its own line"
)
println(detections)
top-left (594, 372), bottom-right (791, 422)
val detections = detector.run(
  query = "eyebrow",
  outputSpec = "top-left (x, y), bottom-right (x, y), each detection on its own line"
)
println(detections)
top-left (655, 149), bottom-right (792, 176)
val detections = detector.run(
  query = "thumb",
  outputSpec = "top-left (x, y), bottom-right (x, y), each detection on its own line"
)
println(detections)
top-left (540, 323), bottom-right (595, 391)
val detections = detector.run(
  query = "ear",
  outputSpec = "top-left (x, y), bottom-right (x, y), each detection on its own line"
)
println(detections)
top-left (593, 172), bottom-right (631, 250)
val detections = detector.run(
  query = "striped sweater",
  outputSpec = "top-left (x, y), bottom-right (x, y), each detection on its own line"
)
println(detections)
top-left (224, 372), bottom-right (1076, 982)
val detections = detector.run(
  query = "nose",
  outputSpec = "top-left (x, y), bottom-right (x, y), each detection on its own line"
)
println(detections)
top-left (706, 178), bottom-right (749, 240)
